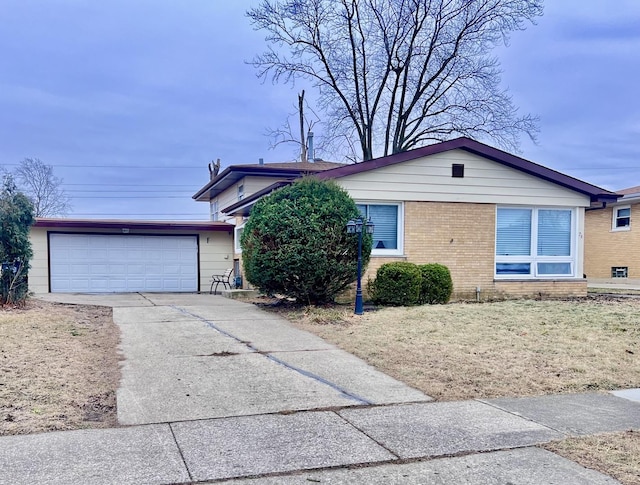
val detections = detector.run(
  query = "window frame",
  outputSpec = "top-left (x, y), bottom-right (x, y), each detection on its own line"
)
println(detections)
top-left (234, 223), bottom-right (245, 253)
top-left (612, 205), bottom-right (631, 231)
top-left (355, 201), bottom-right (404, 256)
top-left (495, 206), bottom-right (577, 279)
top-left (210, 199), bottom-right (219, 221)
top-left (237, 184), bottom-right (245, 201)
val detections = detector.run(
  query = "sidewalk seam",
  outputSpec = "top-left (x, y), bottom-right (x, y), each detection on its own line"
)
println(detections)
top-left (332, 411), bottom-right (401, 460)
top-left (168, 422), bottom-right (194, 483)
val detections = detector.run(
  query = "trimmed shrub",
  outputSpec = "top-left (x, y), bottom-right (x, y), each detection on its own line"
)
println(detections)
top-left (419, 263), bottom-right (453, 304)
top-left (369, 262), bottom-right (421, 306)
top-left (241, 177), bottom-right (372, 304)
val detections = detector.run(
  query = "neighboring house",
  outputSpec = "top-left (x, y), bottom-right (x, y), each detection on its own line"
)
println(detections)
top-left (29, 219), bottom-right (234, 293)
top-left (584, 185), bottom-right (640, 279)
top-left (194, 137), bottom-right (618, 300)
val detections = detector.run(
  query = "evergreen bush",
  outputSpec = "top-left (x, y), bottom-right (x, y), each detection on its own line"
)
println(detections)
top-left (241, 177), bottom-right (371, 304)
top-left (369, 262), bottom-right (421, 306)
top-left (419, 263), bottom-right (453, 304)
top-left (0, 176), bottom-right (35, 305)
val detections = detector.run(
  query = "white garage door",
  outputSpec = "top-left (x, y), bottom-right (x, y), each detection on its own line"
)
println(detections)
top-left (49, 234), bottom-right (198, 293)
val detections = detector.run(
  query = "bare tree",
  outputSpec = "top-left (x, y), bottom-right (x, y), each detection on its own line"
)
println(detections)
top-left (266, 90), bottom-right (324, 161)
top-left (14, 158), bottom-right (71, 217)
top-left (248, 0), bottom-right (542, 161)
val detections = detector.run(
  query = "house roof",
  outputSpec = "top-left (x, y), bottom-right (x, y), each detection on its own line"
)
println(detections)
top-left (192, 160), bottom-right (344, 202)
top-left (618, 185), bottom-right (640, 196)
top-left (616, 185), bottom-right (640, 204)
top-left (222, 138), bottom-right (619, 216)
top-left (314, 137), bottom-right (618, 203)
top-left (33, 218), bottom-right (233, 232)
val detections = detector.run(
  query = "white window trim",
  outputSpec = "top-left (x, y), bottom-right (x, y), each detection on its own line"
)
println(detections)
top-left (612, 205), bottom-right (631, 232)
top-left (234, 223), bottom-right (245, 253)
top-left (237, 184), bottom-right (245, 201)
top-left (495, 206), bottom-right (577, 279)
top-left (210, 199), bottom-right (219, 222)
top-left (355, 201), bottom-right (404, 256)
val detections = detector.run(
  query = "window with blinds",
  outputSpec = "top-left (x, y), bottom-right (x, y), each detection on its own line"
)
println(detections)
top-left (356, 203), bottom-right (402, 253)
top-left (495, 207), bottom-right (574, 278)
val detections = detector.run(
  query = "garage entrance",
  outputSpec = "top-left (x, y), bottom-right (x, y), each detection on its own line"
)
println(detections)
top-left (49, 233), bottom-right (198, 293)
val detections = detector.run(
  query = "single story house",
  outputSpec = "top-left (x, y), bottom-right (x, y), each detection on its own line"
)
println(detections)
top-left (584, 185), bottom-right (640, 279)
top-left (29, 219), bottom-right (233, 293)
top-left (194, 137), bottom-right (619, 300)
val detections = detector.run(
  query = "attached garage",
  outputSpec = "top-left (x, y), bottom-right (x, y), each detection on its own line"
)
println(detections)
top-left (49, 233), bottom-right (199, 293)
top-left (29, 219), bottom-right (234, 294)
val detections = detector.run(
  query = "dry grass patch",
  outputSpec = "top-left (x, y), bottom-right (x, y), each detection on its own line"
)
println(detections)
top-left (279, 297), bottom-right (640, 401)
top-left (544, 431), bottom-right (640, 485)
top-left (588, 288), bottom-right (640, 296)
top-left (0, 300), bottom-right (120, 435)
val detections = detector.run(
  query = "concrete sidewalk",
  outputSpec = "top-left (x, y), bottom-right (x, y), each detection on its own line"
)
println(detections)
top-left (2, 293), bottom-right (638, 484)
top-left (2, 392), bottom-right (639, 484)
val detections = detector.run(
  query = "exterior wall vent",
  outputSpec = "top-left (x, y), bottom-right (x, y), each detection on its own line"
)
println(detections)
top-left (611, 266), bottom-right (628, 278)
top-left (452, 163), bottom-right (464, 178)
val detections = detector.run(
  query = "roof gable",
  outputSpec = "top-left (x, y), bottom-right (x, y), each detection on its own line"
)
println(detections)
top-left (316, 137), bottom-right (618, 203)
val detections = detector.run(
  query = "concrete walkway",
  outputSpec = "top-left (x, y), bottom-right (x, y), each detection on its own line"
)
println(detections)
top-left (1, 293), bottom-right (639, 484)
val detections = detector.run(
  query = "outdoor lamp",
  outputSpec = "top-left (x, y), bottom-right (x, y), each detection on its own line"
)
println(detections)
top-left (346, 217), bottom-right (374, 315)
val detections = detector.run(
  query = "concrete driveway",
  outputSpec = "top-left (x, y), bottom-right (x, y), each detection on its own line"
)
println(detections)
top-left (40, 293), bottom-right (430, 425)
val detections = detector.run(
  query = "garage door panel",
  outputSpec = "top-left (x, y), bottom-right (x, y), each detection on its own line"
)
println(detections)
top-left (49, 234), bottom-right (198, 293)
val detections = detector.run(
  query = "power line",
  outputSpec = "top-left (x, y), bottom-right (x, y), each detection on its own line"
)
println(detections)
top-left (2, 163), bottom-right (209, 169)
top-left (68, 196), bottom-right (196, 199)
top-left (64, 190), bottom-right (194, 194)
top-left (69, 212), bottom-right (208, 216)
top-left (61, 183), bottom-right (198, 187)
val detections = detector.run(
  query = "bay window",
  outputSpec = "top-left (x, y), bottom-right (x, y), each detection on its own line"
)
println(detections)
top-left (356, 202), bottom-right (403, 255)
top-left (495, 207), bottom-right (575, 278)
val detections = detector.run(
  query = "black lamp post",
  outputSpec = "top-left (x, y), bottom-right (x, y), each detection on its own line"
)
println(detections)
top-left (346, 217), bottom-right (375, 315)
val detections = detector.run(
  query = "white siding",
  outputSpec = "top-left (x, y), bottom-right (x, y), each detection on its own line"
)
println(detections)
top-left (198, 229), bottom-right (234, 291)
top-left (218, 176), bottom-right (287, 221)
top-left (336, 150), bottom-right (591, 207)
top-left (29, 228), bottom-right (49, 293)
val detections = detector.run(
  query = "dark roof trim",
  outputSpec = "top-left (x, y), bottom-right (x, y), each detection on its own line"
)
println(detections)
top-left (34, 218), bottom-right (233, 232)
top-left (192, 162), bottom-right (342, 201)
top-left (315, 137), bottom-right (619, 203)
top-left (222, 181), bottom-right (293, 216)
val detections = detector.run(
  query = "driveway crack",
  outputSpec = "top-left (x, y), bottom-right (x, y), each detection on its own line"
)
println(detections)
top-left (171, 306), bottom-right (372, 406)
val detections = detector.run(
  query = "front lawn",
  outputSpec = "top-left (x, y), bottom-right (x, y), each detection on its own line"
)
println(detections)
top-left (0, 300), bottom-right (120, 435)
top-left (274, 295), bottom-right (640, 484)
top-left (280, 296), bottom-right (640, 401)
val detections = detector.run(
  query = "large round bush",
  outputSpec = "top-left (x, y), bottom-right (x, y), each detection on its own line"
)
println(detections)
top-left (241, 178), bottom-right (372, 304)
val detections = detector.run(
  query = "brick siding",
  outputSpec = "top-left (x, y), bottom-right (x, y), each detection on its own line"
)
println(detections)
top-left (584, 203), bottom-right (640, 278)
top-left (360, 201), bottom-right (587, 300)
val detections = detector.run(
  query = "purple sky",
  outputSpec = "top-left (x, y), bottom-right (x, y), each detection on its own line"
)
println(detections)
top-left (1, 1), bottom-right (639, 220)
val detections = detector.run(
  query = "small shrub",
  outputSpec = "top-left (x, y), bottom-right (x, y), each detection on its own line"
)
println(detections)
top-left (369, 262), bottom-right (421, 306)
top-left (419, 263), bottom-right (453, 304)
